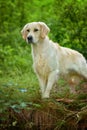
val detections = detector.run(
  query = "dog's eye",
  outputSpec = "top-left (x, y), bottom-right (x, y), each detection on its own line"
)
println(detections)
top-left (34, 28), bottom-right (39, 32)
top-left (27, 29), bottom-right (30, 32)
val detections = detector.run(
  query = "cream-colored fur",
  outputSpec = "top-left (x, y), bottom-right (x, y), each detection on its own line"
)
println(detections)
top-left (21, 22), bottom-right (87, 98)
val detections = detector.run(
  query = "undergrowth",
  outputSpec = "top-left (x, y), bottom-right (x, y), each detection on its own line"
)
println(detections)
top-left (0, 70), bottom-right (87, 129)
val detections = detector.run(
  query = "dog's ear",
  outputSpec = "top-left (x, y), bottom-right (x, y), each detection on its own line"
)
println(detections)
top-left (39, 22), bottom-right (50, 39)
top-left (21, 29), bottom-right (26, 40)
top-left (21, 24), bottom-right (29, 40)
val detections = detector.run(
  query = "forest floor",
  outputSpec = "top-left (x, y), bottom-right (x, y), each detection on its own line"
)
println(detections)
top-left (0, 78), bottom-right (87, 130)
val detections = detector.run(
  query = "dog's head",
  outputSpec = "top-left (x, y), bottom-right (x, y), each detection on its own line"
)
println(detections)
top-left (21, 22), bottom-right (50, 44)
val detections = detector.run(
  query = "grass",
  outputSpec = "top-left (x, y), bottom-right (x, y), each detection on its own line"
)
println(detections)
top-left (0, 45), bottom-right (40, 113)
top-left (0, 72), bottom-right (87, 130)
top-left (0, 70), bottom-right (86, 111)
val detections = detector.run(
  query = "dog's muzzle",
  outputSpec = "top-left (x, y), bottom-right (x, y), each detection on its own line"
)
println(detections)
top-left (27, 36), bottom-right (33, 43)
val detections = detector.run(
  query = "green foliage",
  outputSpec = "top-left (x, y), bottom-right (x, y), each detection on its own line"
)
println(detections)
top-left (0, 45), bottom-right (30, 75)
top-left (51, 0), bottom-right (87, 57)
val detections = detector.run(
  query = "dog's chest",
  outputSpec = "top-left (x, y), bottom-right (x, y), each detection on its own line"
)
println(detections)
top-left (34, 55), bottom-right (51, 77)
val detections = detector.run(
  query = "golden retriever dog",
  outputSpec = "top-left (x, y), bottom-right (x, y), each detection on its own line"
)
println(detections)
top-left (21, 22), bottom-right (87, 98)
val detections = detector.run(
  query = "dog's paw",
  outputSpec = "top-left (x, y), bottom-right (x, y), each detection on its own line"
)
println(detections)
top-left (42, 93), bottom-right (50, 99)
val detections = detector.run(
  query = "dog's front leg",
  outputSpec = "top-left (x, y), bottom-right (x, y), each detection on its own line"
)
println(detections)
top-left (36, 74), bottom-right (47, 97)
top-left (43, 70), bottom-right (59, 98)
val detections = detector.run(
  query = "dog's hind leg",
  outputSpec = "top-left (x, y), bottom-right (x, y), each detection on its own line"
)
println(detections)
top-left (42, 69), bottom-right (59, 98)
top-left (79, 63), bottom-right (87, 80)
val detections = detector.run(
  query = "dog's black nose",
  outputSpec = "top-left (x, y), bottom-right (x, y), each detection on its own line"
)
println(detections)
top-left (27, 36), bottom-right (33, 43)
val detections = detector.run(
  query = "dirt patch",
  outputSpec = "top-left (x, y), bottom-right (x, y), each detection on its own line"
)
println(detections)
top-left (0, 99), bottom-right (87, 130)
